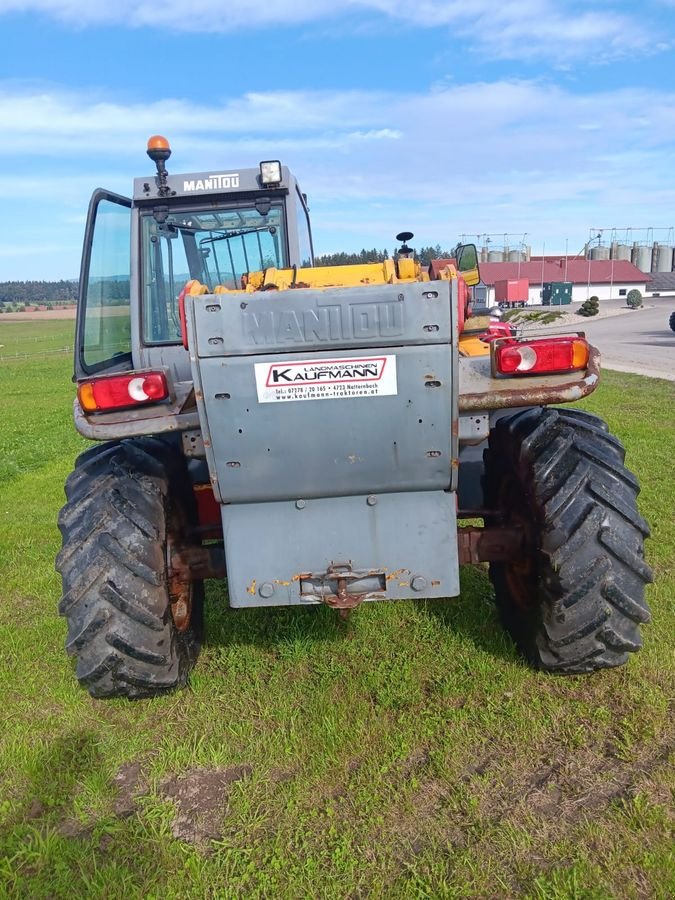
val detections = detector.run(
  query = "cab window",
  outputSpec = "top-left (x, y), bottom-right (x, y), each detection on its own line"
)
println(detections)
top-left (80, 193), bottom-right (132, 372)
top-left (141, 203), bottom-right (287, 344)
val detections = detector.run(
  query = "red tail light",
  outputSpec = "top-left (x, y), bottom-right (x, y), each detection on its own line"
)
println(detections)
top-left (494, 336), bottom-right (589, 376)
top-left (78, 371), bottom-right (169, 413)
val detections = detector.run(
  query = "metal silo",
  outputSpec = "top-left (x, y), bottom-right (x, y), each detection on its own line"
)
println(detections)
top-left (612, 243), bottom-right (631, 260)
top-left (488, 250), bottom-right (505, 262)
top-left (524, 245), bottom-right (531, 261)
top-left (652, 243), bottom-right (674, 272)
top-left (590, 246), bottom-right (610, 260)
top-left (508, 250), bottom-right (524, 262)
top-left (480, 246), bottom-right (489, 263)
top-left (632, 243), bottom-right (652, 272)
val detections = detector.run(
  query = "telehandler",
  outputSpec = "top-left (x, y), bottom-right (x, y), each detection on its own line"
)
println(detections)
top-left (57, 136), bottom-right (652, 698)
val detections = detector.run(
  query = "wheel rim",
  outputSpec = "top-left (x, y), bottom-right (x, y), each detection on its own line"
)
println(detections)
top-left (166, 507), bottom-right (196, 633)
top-left (498, 474), bottom-right (537, 612)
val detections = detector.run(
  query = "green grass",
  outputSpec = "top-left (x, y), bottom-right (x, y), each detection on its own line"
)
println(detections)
top-left (0, 318), bottom-right (673, 899)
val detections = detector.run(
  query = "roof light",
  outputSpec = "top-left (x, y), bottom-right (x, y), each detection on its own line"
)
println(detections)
top-left (494, 336), bottom-right (589, 376)
top-left (147, 134), bottom-right (171, 163)
top-left (78, 372), bottom-right (169, 413)
top-left (259, 160), bottom-right (282, 186)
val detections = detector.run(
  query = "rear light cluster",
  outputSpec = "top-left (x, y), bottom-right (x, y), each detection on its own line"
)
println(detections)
top-left (493, 336), bottom-right (589, 376)
top-left (78, 372), bottom-right (169, 413)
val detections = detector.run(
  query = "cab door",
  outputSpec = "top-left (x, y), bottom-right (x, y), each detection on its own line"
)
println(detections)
top-left (76, 190), bottom-right (132, 379)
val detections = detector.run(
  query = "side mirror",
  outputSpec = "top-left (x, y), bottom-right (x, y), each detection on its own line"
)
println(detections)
top-left (454, 243), bottom-right (480, 287)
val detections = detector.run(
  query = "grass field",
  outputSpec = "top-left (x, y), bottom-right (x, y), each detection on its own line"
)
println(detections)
top-left (0, 318), bottom-right (673, 899)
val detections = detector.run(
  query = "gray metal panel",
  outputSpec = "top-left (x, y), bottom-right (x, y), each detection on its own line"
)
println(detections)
top-left (222, 490), bottom-right (460, 607)
top-left (191, 281), bottom-right (452, 356)
top-left (133, 166), bottom-right (292, 201)
top-left (197, 345), bottom-right (453, 502)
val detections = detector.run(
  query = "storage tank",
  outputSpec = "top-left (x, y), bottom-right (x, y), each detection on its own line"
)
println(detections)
top-left (494, 278), bottom-right (529, 304)
top-left (524, 245), bottom-right (531, 261)
top-left (480, 246), bottom-right (489, 263)
top-left (508, 250), bottom-right (524, 262)
top-left (612, 243), bottom-right (631, 261)
top-left (487, 250), bottom-right (505, 262)
top-left (651, 243), bottom-right (674, 272)
top-left (590, 246), bottom-right (610, 260)
top-left (631, 244), bottom-right (652, 272)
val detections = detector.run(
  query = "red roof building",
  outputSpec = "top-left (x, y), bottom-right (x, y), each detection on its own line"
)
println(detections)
top-left (430, 257), bottom-right (649, 305)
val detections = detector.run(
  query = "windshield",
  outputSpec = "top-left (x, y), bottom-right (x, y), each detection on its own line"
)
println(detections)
top-left (141, 203), bottom-right (287, 344)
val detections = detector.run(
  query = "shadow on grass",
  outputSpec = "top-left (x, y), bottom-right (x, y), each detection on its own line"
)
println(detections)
top-left (0, 730), bottom-right (104, 838)
top-left (420, 565), bottom-right (523, 668)
top-left (0, 730), bottom-right (176, 893)
top-left (203, 580), bottom-right (349, 650)
top-left (202, 565), bottom-right (522, 669)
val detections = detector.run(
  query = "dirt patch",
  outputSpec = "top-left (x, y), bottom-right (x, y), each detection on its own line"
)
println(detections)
top-left (498, 738), bottom-right (675, 831)
top-left (448, 718), bottom-right (674, 847)
top-left (160, 765), bottom-right (253, 845)
top-left (0, 308), bottom-right (76, 321)
top-left (112, 760), bottom-right (147, 818)
top-left (267, 766), bottom-right (298, 784)
top-left (398, 746), bottom-right (431, 779)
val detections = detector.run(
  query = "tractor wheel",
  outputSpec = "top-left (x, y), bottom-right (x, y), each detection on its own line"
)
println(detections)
top-left (669, 311), bottom-right (675, 332)
top-left (56, 438), bottom-right (203, 699)
top-left (484, 407), bottom-right (652, 674)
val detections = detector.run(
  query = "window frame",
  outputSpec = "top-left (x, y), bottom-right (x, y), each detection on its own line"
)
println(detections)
top-left (139, 198), bottom-right (291, 347)
top-left (294, 187), bottom-right (314, 268)
top-left (76, 189), bottom-right (133, 378)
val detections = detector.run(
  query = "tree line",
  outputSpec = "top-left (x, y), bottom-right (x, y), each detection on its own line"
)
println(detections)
top-left (314, 245), bottom-right (455, 267)
top-left (0, 280), bottom-right (77, 306)
top-left (0, 245), bottom-right (457, 307)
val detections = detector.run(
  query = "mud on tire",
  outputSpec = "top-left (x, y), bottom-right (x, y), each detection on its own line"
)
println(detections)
top-left (56, 438), bottom-right (202, 699)
top-left (484, 407), bottom-right (652, 674)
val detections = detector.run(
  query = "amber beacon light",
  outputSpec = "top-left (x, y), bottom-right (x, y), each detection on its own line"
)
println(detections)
top-left (146, 134), bottom-right (171, 162)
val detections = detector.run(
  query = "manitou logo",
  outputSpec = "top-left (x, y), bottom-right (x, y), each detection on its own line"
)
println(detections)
top-left (183, 173), bottom-right (240, 191)
top-left (242, 301), bottom-right (404, 345)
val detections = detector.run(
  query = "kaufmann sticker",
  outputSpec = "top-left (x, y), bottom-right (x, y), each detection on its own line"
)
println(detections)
top-left (254, 355), bottom-right (397, 403)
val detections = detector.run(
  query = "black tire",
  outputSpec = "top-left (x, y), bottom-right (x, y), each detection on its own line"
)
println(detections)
top-left (484, 407), bottom-right (652, 674)
top-left (669, 311), bottom-right (675, 332)
top-left (56, 438), bottom-right (203, 699)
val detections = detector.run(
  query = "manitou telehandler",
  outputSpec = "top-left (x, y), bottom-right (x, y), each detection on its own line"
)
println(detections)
top-left (57, 136), bottom-right (652, 698)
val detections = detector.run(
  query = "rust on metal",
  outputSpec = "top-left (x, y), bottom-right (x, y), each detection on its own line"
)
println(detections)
top-left (457, 526), bottom-right (526, 565)
top-left (459, 344), bottom-right (600, 413)
top-left (170, 544), bottom-right (226, 581)
top-left (305, 561), bottom-right (387, 609)
top-left (168, 542), bottom-right (226, 630)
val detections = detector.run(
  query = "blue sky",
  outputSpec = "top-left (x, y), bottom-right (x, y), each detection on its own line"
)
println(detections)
top-left (1, 0), bottom-right (675, 279)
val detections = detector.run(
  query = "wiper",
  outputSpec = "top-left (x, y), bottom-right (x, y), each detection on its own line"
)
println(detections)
top-left (198, 225), bottom-right (277, 246)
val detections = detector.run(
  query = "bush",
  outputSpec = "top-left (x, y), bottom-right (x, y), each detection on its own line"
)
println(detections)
top-left (626, 289), bottom-right (643, 308)
top-left (577, 296), bottom-right (600, 317)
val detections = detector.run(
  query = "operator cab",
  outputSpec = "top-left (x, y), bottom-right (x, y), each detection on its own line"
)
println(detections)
top-left (76, 136), bottom-right (313, 379)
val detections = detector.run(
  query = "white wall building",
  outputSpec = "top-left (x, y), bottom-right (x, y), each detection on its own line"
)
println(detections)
top-left (468, 258), bottom-right (648, 307)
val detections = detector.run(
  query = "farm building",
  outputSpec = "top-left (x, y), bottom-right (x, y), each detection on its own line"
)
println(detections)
top-left (644, 272), bottom-right (675, 296)
top-left (430, 258), bottom-right (650, 306)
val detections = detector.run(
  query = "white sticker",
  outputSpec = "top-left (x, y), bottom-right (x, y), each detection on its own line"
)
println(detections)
top-left (254, 355), bottom-right (397, 403)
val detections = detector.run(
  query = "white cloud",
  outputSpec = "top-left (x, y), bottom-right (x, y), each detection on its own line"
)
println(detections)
top-left (1, 78), bottom-right (674, 276)
top-left (0, 0), bottom-right (663, 62)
